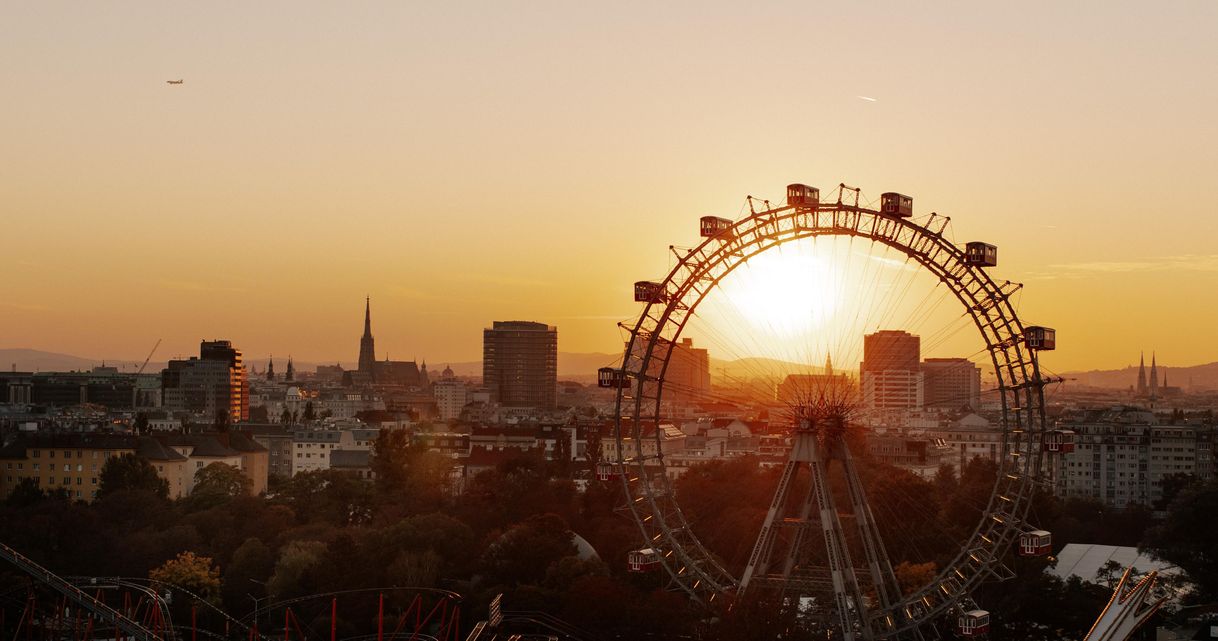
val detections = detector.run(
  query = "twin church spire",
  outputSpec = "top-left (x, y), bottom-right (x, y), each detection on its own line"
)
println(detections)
top-left (1135, 351), bottom-right (1161, 399)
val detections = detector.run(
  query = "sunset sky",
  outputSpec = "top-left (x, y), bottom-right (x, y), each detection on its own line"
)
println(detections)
top-left (3, 2), bottom-right (1217, 371)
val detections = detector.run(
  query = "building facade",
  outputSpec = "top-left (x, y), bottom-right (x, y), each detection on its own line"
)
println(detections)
top-left (482, 321), bottom-right (558, 409)
top-left (161, 340), bottom-right (249, 422)
top-left (1057, 408), bottom-right (1215, 506)
top-left (861, 330), bottom-right (924, 413)
top-left (921, 358), bottom-right (982, 410)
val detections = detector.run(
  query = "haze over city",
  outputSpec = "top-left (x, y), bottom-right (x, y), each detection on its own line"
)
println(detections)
top-left (4, 2), bottom-right (1218, 371)
top-left (4, 4), bottom-right (1218, 641)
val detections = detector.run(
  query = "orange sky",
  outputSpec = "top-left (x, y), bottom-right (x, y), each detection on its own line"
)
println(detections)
top-left (2, 2), bottom-right (1217, 371)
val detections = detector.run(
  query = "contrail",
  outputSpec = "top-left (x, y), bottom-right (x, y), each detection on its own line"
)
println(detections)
top-left (856, 95), bottom-right (878, 102)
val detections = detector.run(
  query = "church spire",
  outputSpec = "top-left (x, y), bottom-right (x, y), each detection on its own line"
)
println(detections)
top-left (1149, 352), bottom-right (1159, 398)
top-left (363, 296), bottom-right (372, 337)
top-left (267, 355), bottom-right (276, 381)
top-left (1136, 351), bottom-right (1147, 395)
top-left (824, 353), bottom-right (834, 376)
top-left (358, 297), bottom-right (376, 376)
top-left (286, 355), bottom-right (295, 382)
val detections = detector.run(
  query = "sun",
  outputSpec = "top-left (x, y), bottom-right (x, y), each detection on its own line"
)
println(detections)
top-left (691, 239), bottom-right (845, 364)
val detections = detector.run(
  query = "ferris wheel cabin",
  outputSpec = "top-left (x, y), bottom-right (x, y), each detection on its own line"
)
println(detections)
top-left (1024, 326), bottom-right (1056, 351)
top-left (957, 610), bottom-right (990, 637)
top-left (786, 183), bottom-right (820, 210)
top-left (1043, 429), bottom-right (1076, 453)
top-left (597, 367), bottom-right (630, 389)
top-left (700, 216), bottom-right (734, 238)
top-left (965, 242), bottom-right (998, 267)
top-left (634, 281), bottom-right (667, 303)
top-left (628, 548), bottom-right (662, 572)
top-left (1019, 530), bottom-right (1053, 557)
top-left (880, 192), bottom-right (914, 217)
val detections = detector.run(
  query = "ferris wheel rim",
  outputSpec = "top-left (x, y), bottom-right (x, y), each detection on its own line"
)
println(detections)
top-left (609, 199), bottom-right (1049, 635)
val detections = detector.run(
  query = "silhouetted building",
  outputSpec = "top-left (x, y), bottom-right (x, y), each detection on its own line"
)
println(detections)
top-left (483, 321), bottom-right (557, 409)
top-left (662, 338), bottom-right (711, 402)
top-left (162, 340), bottom-right (249, 422)
top-left (861, 330), bottom-right (923, 412)
top-left (358, 297), bottom-right (376, 376)
top-left (921, 358), bottom-right (982, 410)
top-left (349, 298), bottom-right (424, 387)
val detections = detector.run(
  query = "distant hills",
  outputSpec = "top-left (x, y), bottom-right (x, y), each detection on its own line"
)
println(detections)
top-left (0, 348), bottom-right (622, 380)
top-left (8, 347), bottom-right (1214, 391)
top-left (1059, 362), bottom-right (1218, 391)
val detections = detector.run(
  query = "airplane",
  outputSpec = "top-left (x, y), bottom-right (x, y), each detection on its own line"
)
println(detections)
top-left (167, 79), bottom-right (183, 85)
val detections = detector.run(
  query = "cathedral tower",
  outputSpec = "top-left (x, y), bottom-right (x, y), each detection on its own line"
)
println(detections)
top-left (1136, 352), bottom-right (1147, 395)
top-left (358, 297), bottom-right (376, 376)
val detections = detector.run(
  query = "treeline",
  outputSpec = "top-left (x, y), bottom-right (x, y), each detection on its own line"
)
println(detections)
top-left (1, 431), bottom-right (1214, 640)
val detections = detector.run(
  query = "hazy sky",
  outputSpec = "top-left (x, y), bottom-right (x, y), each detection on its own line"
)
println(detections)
top-left (2, 2), bottom-right (1216, 371)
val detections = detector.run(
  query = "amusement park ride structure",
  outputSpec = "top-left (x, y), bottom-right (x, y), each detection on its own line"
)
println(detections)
top-left (596, 181), bottom-right (1132, 639)
top-left (0, 181), bottom-right (1167, 641)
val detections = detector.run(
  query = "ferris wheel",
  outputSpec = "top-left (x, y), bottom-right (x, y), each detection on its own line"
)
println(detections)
top-left (598, 182), bottom-right (1067, 640)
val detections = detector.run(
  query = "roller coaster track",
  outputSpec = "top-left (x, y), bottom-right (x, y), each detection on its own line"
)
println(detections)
top-left (0, 540), bottom-right (164, 641)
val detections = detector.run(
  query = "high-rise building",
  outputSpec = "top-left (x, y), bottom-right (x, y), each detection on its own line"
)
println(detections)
top-left (661, 338), bottom-right (711, 402)
top-left (921, 358), bottom-right (982, 410)
top-left (860, 330), bottom-right (923, 412)
top-left (483, 321), bottom-right (558, 409)
top-left (162, 340), bottom-right (249, 422)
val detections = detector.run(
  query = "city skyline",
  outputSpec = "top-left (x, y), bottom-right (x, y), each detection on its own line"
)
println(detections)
top-left (3, 3), bottom-right (1218, 371)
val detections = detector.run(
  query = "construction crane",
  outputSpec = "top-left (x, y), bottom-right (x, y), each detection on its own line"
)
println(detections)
top-left (131, 339), bottom-right (162, 409)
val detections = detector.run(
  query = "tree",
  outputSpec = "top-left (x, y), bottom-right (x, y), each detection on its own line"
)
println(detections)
top-left (214, 408), bottom-right (230, 433)
top-left (150, 551), bottom-right (222, 605)
top-left (221, 538), bottom-right (274, 612)
top-left (302, 401), bottom-right (315, 423)
top-left (133, 412), bottom-right (150, 435)
top-left (267, 540), bottom-right (327, 599)
top-left (192, 463), bottom-right (253, 503)
top-left (4, 477), bottom-right (46, 507)
top-left (482, 513), bottom-right (578, 586)
top-left (1143, 479), bottom-right (1218, 600)
top-left (371, 429), bottom-right (453, 512)
top-left (280, 407), bottom-right (292, 425)
top-left (98, 453), bottom-right (169, 499)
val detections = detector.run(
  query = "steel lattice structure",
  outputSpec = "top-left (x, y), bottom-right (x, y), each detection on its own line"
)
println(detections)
top-left (609, 189), bottom-right (1050, 638)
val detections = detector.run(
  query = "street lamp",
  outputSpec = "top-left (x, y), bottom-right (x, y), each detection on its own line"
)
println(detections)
top-left (248, 579), bottom-right (269, 630)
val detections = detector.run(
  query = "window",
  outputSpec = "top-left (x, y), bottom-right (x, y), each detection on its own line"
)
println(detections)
top-left (33, 450), bottom-right (40, 458)
top-left (49, 477), bottom-right (55, 484)
top-left (91, 478), bottom-right (97, 485)
top-left (33, 464), bottom-right (39, 472)
top-left (76, 464), bottom-right (82, 472)
top-left (63, 464), bottom-right (70, 472)
top-left (48, 451), bottom-right (54, 459)
top-left (64, 451), bottom-right (71, 460)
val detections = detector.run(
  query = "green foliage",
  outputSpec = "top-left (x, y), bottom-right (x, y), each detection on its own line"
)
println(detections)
top-left (221, 537), bottom-right (274, 612)
top-left (482, 513), bottom-right (578, 586)
top-left (5, 477), bottom-right (48, 507)
top-left (98, 453), bottom-right (170, 499)
top-left (1144, 478), bottom-right (1218, 600)
top-left (370, 429), bottom-right (453, 513)
top-left (192, 463), bottom-right (253, 505)
top-left (277, 469), bottom-right (374, 525)
top-left (267, 540), bottom-right (326, 600)
top-left (150, 551), bottom-right (222, 605)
